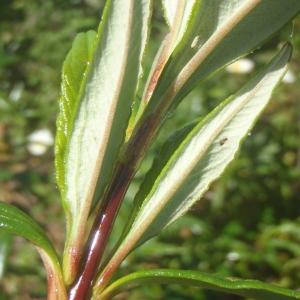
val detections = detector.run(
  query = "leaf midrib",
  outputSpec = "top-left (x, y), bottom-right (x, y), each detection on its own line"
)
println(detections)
top-left (173, 0), bottom-right (261, 94)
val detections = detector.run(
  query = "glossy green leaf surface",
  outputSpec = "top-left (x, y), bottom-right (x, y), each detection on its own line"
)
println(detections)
top-left (98, 269), bottom-right (300, 300)
top-left (101, 45), bottom-right (290, 277)
top-left (130, 45), bottom-right (290, 245)
top-left (0, 202), bottom-right (66, 299)
top-left (0, 202), bottom-right (57, 261)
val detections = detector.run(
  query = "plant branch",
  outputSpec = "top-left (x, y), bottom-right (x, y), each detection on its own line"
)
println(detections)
top-left (67, 115), bottom-right (158, 300)
top-left (68, 164), bottom-right (133, 300)
top-left (68, 1), bottom-right (262, 298)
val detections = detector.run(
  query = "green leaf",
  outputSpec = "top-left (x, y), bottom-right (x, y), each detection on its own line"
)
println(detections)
top-left (134, 0), bottom-right (199, 120)
top-left (0, 231), bottom-right (12, 279)
top-left (162, 0), bottom-right (192, 26)
top-left (97, 45), bottom-right (291, 285)
top-left (0, 202), bottom-right (66, 299)
top-left (97, 269), bottom-right (300, 300)
top-left (118, 121), bottom-right (197, 244)
top-left (176, 0), bottom-right (300, 103)
top-left (121, 2), bottom-right (300, 218)
top-left (130, 44), bottom-right (290, 246)
top-left (56, 30), bottom-right (96, 217)
top-left (140, 0), bottom-right (300, 123)
top-left (0, 202), bottom-right (57, 260)
top-left (162, 0), bottom-right (200, 57)
top-left (57, 0), bottom-right (152, 283)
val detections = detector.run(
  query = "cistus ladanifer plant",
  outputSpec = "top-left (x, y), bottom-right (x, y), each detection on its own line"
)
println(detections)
top-left (1, 0), bottom-right (300, 299)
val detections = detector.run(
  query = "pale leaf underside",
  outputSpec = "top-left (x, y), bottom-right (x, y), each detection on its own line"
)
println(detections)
top-left (0, 202), bottom-right (66, 299)
top-left (56, 0), bottom-right (152, 283)
top-left (129, 44), bottom-right (291, 248)
top-left (98, 45), bottom-right (291, 283)
top-left (141, 0), bottom-right (300, 122)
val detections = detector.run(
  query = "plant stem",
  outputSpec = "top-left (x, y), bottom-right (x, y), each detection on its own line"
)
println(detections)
top-left (68, 164), bottom-right (133, 300)
top-left (68, 7), bottom-right (248, 289)
top-left (68, 54), bottom-right (190, 298)
top-left (68, 75), bottom-right (180, 299)
top-left (68, 116), bottom-right (158, 300)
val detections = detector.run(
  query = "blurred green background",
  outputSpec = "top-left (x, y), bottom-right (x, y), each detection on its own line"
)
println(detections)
top-left (0, 1), bottom-right (300, 299)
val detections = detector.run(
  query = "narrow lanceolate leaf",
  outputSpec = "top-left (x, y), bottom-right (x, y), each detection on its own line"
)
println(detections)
top-left (140, 0), bottom-right (300, 123)
top-left (0, 202), bottom-right (66, 300)
top-left (136, 0), bottom-right (197, 116)
top-left (125, 0), bottom-right (152, 138)
top-left (95, 45), bottom-right (291, 289)
top-left (97, 269), bottom-right (300, 300)
top-left (161, 0), bottom-right (197, 46)
top-left (56, 0), bottom-right (152, 283)
top-left (125, 44), bottom-right (290, 248)
top-left (56, 30), bottom-right (96, 218)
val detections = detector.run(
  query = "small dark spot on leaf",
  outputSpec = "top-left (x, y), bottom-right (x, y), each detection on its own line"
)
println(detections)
top-left (219, 138), bottom-right (228, 146)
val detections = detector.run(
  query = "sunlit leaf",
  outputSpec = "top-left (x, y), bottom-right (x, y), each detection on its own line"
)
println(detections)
top-left (0, 202), bottom-right (66, 299)
top-left (161, 0), bottom-right (198, 49)
top-left (134, 0), bottom-right (199, 119)
top-left (139, 0), bottom-right (300, 123)
top-left (130, 44), bottom-right (290, 247)
top-left (98, 269), bottom-right (300, 300)
top-left (97, 45), bottom-right (291, 286)
top-left (56, 0), bottom-right (152, 283)
top-left (56, 30), bottom-right (96, 217)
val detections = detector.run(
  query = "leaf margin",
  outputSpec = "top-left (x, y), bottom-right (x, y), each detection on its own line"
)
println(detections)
top-left (96, 269), bottom-right (300, 300)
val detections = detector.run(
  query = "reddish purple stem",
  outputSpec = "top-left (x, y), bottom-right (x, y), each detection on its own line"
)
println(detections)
top-left (68, 165), bottom-right (133, 300)
top-left (68, 116), bottom-right (157, 300)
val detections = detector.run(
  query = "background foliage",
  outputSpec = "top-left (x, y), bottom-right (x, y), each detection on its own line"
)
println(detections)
top-left (0, 1), bottom-right (299, 299)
